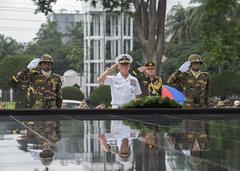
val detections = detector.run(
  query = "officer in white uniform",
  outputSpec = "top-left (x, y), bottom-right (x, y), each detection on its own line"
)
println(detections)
top-left (97, 54), bottom-right (142, 108)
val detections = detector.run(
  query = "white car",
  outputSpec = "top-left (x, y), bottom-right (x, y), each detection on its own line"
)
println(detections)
top-left (62, 99), bottom-right (81, 109)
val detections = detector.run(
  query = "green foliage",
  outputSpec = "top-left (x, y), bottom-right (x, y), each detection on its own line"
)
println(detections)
top-left (121, 96), bottom-right (182, 109)
top-left (165, 1), bottom-right (240, 75)
top-left (0, 55), bottom-right (32, 89)
top-left (89, 85), bottom-right (111, 107)
top-left (32, 0), bottom-right (132, 15)
top-left (0, 34), bottom-right (23, 60)
top-left (64, 23), bottom-right (84, 73)
top-left (163, 41), bottom-right (204, 80)
top-left (32, 0), bottom-right (56, 15)
top-left (210, 72), bottom-right (240, 96)
top-left (25, 21), bottom-right (68, 75)
top-left (121, 96), bottom-right (181, 132)
top-left (62, 86), bottom-right (84, 101)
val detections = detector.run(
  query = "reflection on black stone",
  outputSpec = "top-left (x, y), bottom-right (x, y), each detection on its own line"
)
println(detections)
top-left (0, 118), bottom-right (240, 171)
top-left (133, 132), bottom-right (166, 171)
top-left (16, 120), bottom-right (61, 168)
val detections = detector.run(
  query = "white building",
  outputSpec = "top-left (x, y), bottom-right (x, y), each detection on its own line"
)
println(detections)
top-left (47, 5), bottom-right (134, 97)
top-left (47, 10), bottom-right (84, 44)
top-left (84, 4), bottom-right (134, 96)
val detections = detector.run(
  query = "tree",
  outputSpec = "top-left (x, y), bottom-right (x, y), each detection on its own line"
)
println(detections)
top-left (62, 86), bottom-right (85, 101)
top-left (165, 1), bottom-right (240, 75)
top-left (166, 4), bottom-right (199, 43)
top-left (65, 22), bottom-right (84, 74)
top-left (191, 0), bottom-right (240, 73)
top-left (210, 72), bottom-right (240, 96)
top-left (0, 35), bottom-right (22, 60)
top-left (89, 85), bottom-right (111, 107)
top-left (25, 21), bottom-right (69, 75)
top-left (0, 55), bottom-right (32, 89)
top-left (31, 0), bottom-right (167, 74)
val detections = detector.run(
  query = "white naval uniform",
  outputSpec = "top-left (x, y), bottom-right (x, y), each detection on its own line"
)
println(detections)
top-left (104, 72), bottom-right (142, 108)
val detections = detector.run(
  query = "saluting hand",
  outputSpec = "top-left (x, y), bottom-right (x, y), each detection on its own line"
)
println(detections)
top-left (108, 63), bottom-right (118, 72)
top-left (137, 66), bottom-right (146, 73)
top-left (179, 61), bottom-right (190, 73)
top-left (27, 58), bottom-right (40, 70)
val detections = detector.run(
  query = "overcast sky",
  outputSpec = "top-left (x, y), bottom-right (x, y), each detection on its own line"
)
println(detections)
top-left (0, 0), bottom-right (191, 43)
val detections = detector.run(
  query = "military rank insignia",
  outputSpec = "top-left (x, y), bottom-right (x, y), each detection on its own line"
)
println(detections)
top-left (130, 79), bottom-right (136, 86)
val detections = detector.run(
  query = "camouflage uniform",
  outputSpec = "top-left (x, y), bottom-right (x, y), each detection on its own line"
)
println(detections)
top-left (16, 55), bottom-right (62, 109)
top-left (132, 62), bottom-right (162, 97)
top-left (11, 72), bottom-right (36, 109)
top-left (168, 55), bottom-right (209, 108)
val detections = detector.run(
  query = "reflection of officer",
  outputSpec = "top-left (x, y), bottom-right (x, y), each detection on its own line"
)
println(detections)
top-left (132, 62), bottom-right (162, 97)
top-left (97, 54), bottom-right (142, 108)
top-left (16, 54), bottom-right (62, 109)
top-left (168, 54), bottom-right (209, 108)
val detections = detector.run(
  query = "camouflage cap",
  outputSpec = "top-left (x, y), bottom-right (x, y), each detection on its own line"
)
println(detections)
top-left (188, 54), bottom-right (203, 64)
top-left (39, 54), bottom-right (54, 64)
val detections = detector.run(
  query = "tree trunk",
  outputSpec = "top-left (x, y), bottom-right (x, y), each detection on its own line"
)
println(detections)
top-left (133, 0), bottom-right (166, 75)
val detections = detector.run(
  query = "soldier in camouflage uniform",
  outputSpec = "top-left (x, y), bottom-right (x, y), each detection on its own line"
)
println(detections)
top-left (16, 54), bottom-right (62, 109)
top-left (132, 62), bottom-right (162, 97)
top-left (167, 54), bottom-right (209, 108)
top-left (11, 67), bottom-right (38, 109)
top-left (11, 73), bottom-right (31, 109)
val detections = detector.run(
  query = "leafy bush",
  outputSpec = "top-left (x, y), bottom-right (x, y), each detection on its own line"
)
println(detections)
top-left (121, 96), bottom-right (182, 109)
top-left (210, 72), bottom-right (240, 96)
top-left (62, 86), bottom-right (84, 101)
top-left (122, 96), bottom-right (181, 133)
top-left (89, 85), bottom-right (111, 107)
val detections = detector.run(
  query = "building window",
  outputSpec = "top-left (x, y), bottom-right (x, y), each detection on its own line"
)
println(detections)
top-left (106, 14), bottom-right (111, 36)
top-left (90, 63), bottom-right (100, 83)
top-left (124, 40), bottom-right (131, 54)
top-left (106, 41), bottom-right (111, 60)
top-left (90, 40), bottom-right (94, 60)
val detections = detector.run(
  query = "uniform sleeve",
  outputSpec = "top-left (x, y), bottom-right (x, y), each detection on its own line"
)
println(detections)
top-left (131, 69), bottom-right (143, 78)
top-left (167, 70), bottom-right (182, 85)
top-left (15, 68), bottom-right (32, 83)
top-left (135, 79), bottom-right (142, 96)
top-left (104, 76), bottom-right (113, 86)
top-left (56, 77), bottom-right (63, 109)
top-left (204, 76), bottom-right (209, 107)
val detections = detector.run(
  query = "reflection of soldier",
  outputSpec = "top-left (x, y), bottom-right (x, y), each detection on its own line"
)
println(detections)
top-left (184, 120), bottom-right (208, 151)
top-left (16, 54), bottom-right (62, 109)
top-left (168, 121), bottom-right (209, 152)
top-left (138, 131), bottom-right (157, 149)
top-left (39, 142), bottom-right (54, 166)
top-left (132, 62), bottom-right (162, 97)
top-left (168, 54), bottom-right (209, 108)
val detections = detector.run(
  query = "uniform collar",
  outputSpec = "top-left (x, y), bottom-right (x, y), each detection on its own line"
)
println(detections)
top-left (41, 70), bottom-right (52, 77)
top-left (190, 69), bottom-right (201, 79)
top-left (145, 74), bottom-right (156, 80)
top-left (117, 72), bottom-right (132, 80)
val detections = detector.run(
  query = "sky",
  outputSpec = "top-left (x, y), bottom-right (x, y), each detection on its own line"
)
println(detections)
top-left (0, 0), bottom-right (191, 43)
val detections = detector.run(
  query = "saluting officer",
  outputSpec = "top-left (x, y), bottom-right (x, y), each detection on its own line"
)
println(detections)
top-left (16, 54), bottom-right (62, 109)
top-left (97, 54), bottom-right (142, 109)
top-left (167, 54), bottom-right (209, 108)
top-left (132, 62), bottom-right (162, 97)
